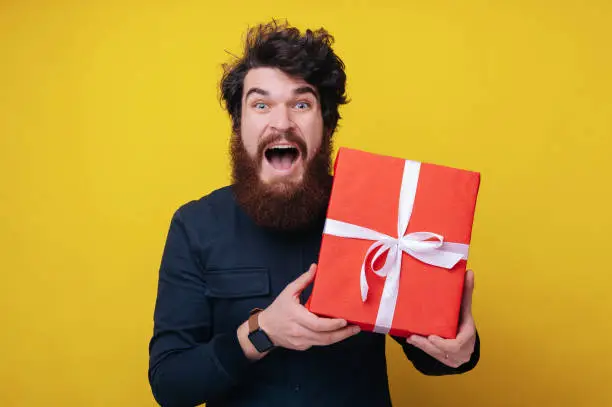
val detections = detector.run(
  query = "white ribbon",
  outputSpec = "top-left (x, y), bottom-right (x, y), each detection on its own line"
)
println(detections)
top-left (323, 160), bottom-right (470, 334)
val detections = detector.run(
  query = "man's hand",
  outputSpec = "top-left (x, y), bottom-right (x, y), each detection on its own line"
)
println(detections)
top-left (259, 264), bottom-right (360, 351)
top-left (406, 269), bottom-right (477, 368)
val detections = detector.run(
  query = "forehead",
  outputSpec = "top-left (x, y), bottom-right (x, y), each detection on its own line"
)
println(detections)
top-left (243, 67), bottom-right (315, 98)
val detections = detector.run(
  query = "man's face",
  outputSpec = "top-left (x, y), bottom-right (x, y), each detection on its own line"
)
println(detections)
top-left (230, 67), bottom-right (333, 231)
top-left (240, 67), bottom-right (324, 187)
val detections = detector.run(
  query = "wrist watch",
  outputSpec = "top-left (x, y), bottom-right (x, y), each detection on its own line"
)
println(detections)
top-left (247, 308), bottom-right (275, 353)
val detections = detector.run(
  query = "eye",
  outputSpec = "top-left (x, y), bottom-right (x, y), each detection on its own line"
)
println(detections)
top-left (253, 102), bottom-right (268, 110)
top-left (294, 101), bottom-right (311, 110)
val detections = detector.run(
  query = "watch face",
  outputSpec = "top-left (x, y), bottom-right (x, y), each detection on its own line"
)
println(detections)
top-left (248, 330), bottom-right (274, 353)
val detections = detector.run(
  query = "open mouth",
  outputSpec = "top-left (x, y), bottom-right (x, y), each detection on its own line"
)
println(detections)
top-left (264, 144), bottom-right (301, 172)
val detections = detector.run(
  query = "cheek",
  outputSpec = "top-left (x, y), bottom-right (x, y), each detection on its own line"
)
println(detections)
top-left (241, 113), bottom-right (267, 156)
top-left (299, 115), bottom-right (324, 154)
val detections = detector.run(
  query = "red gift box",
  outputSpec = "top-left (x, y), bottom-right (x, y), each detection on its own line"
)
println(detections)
top-left (307, 147), bottom-right (481, 339)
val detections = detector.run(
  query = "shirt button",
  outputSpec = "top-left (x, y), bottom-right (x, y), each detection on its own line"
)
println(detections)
top-left (294, 385), bottom-right (301, 392)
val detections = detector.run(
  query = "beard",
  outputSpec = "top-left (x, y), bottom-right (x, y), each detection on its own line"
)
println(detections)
top-left (230, 130), bottom-right (333, 232)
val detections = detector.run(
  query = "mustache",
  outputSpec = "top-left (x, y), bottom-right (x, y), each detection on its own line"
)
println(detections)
top-left (257, 131), bottom-right (308, 162)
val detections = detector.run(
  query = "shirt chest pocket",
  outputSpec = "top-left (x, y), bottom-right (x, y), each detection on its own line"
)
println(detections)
top-left (203, 267), bottom-right (271, 298)
top-left (202, 267), bottom-right (272, 331)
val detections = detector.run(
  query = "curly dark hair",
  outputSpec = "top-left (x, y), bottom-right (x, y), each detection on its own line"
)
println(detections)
top-left (220, 19), bottom-right (349, 136)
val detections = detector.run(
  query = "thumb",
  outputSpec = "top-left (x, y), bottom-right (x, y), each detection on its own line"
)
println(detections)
top-left (288, 264), bottom-right (317, 296)
top-left (461, 269), bottom-right (475, 318)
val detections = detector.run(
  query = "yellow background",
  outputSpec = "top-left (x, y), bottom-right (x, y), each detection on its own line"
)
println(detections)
top-left (2, 1), bottom-right (611, 406)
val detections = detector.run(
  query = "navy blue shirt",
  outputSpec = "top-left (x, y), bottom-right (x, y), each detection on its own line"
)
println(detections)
top-left (148, 186), bottom-right (480, 407)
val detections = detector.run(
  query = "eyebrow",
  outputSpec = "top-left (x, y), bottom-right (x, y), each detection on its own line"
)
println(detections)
top-left (293, 86), bottom-right (318, 99)
top-left (244, 86), bottom-right (319, 101)
top-left (244, 87), bottom-right (269, 100)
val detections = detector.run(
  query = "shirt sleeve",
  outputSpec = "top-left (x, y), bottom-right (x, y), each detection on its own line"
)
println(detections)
top-left (148, 207), bottom-right (251, 407)
top-left (391, 330), bottom-right (480, 376)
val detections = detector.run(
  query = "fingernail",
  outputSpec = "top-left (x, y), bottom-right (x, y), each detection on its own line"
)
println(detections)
top-left (353, 327), bottom-right (361, 334)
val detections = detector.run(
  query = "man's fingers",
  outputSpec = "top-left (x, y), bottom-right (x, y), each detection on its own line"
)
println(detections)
top-left (428, 335), bottom-right (462, 354)
top-left (461, 269), bottom-right (475, 318)
top-left (407, 335), bottom-right (447, 360)
top-left (295, 306), bottom-right (347, 332)
top-left (454, 318), bottom-right (476, 347)
top-left (309, 325), bottom-right (361, 346)
top-left (287, 264), bottom-right (317, 296)
top-left (429, 334), bottom-right (474, 366)
top-left (407, 335), bottom-right (464, 367)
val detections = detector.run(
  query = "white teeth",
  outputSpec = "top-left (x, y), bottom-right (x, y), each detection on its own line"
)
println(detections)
top-left (270, 145), bottom-right (296, 150)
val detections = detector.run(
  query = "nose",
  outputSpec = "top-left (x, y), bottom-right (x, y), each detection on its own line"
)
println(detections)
top-left (268, 105), bottom-right (293, 132)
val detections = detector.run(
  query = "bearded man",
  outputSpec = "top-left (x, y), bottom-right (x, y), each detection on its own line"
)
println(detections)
top-left (148, 20), bottom-right (480, 407)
